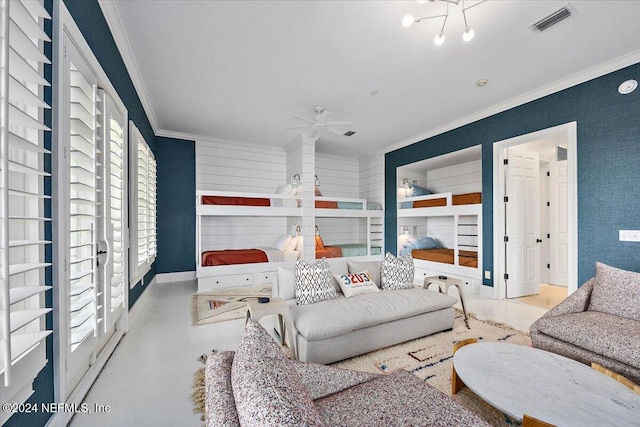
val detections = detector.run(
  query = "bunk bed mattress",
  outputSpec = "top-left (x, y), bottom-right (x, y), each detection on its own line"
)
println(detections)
top-left (201, 248), bottom-right (298, 266)
top-left (314, 201), bottom-right (383, 210)
top-left (411, 248), bottom-right (478, 268)
top-left (202, 195), bottom-right (271, 206)
top-left (412, 192), bottom-right (482, 208)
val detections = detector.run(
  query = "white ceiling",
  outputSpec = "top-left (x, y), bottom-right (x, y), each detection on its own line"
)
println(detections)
top-left (103, 0), bottom-right (640, 158)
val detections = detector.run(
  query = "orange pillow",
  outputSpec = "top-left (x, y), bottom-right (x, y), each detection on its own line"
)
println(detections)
top-left (315, 235), bottom-right (325, 250)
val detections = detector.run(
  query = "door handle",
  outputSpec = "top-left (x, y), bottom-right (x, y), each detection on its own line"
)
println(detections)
top-left (536, 239), bottom-right (542, 243)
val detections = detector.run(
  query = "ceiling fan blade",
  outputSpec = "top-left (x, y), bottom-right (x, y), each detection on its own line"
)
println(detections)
top-left (292, 114), bottom-right (314, 124)
top-left (287, 125), bottom-right (311, 130)
top-left (326, 120), bottom-right (352, 127)
top-left (326, 127), bottom-right (346, 136)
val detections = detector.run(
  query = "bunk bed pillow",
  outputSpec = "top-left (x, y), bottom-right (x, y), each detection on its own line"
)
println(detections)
top-left (295, 258), bottom-right (338, 305)
top-left (333, 271), bottom-right (380, 298)
top-left (400, 236), bottom-right (441, 256)
top-left (285, 236), bottom-right (299, 252)
top-left (380, 253), bottom-right (415, 290)
top-left (315, 235), bottom-right (325, 250)
top-left (272, 235), bottom-right (293, 251)
top-left (410, 184), bottom-right (432, 196)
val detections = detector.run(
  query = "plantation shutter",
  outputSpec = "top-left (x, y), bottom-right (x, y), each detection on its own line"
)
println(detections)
top-left (129, 122), bottom-right (156, 285)
top-left (0, 0), bottom-right (52, 410)
top-left (67, 53), bottom-right (99, 351)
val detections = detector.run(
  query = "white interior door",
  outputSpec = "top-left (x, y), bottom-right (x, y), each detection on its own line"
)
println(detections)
top-left (549, 160), bottom-right (568, 286)
top-left (505, 147), bottom-right (540, 298)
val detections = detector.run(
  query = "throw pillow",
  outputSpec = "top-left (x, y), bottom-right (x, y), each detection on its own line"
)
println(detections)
top-left (588, 262), bottom-right (640, 321)
top-left (277, 266), bottom-right (296, 301)
top-left (333, 271), bottom-right (380, 298)
top-left (380, 252), bottom-right (415, 290)
top-left (232, 319), bottom-right (324, 427)
top-left (295, 258), bottom-right (338, 305)
top-left (315, 235), bottom-right (325, 250)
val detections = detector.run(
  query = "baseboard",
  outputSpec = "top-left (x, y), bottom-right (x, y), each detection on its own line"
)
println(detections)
top-left (156, 270), bottom-right (196, 283)
top-left (480, 283), bottom-right (497, 299)
top-left (128, 276), bottom-right (158, 330)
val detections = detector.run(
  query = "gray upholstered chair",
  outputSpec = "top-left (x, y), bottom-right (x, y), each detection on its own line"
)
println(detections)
top-left (530, 262), bottom-right (640, 384)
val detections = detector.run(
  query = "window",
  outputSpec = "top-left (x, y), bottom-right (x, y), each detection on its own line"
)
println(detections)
top-left (0, 0), bottom-right (52, 415)
top-left (129, 122), bottom-right (156, 286)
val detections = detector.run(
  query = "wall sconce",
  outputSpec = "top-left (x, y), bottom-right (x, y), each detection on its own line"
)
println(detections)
top-left (315, 225), bottom-right (320, 236)
top-left (315, 175), bottom-right (320, 186)
top-left (295, 225), bottom-right (301, 235)
top-left (402, 178), bottom-right (410, 188)
top-left (402, 226), bottom-right (410, 235)
top-left (291, 174), bottom-right (301, 187)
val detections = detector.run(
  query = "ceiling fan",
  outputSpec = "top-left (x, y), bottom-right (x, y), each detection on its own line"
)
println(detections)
top-left (288, 105), bottom-right (353, 137)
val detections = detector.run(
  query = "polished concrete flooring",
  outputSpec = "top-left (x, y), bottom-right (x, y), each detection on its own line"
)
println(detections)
top-left (70, 280), bottom-right (547, 427)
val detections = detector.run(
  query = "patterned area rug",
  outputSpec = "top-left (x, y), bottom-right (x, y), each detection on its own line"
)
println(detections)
top-left (191, 285), bottom-right (271, 326)
top-left (192, 311), bottom-right (531, 426)
top-left (332, 311), bottom-right (531, 426)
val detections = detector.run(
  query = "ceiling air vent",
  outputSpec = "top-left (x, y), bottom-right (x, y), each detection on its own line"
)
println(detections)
top-left (531, 5), bottom-right (573, 32)
top-left (344, 131), bottom-right (356, 136)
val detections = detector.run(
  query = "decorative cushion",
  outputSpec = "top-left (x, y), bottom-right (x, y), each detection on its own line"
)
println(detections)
top-left (272, 235), bottom-right (292, 251)
top-left (399, 236), bottom-right (440, 257)
top-left (315, 235), bottom-right (325, 250)
top-left (347, 260), bottom-right (383, 288)
top-left (588, 262), bottom-right (640, 321)
top-left (295, 258), bottom-right (338, 305)
top-left (276, 183), bottom-right (296, 195)
top-left (205, 351), bottom-right (239, 427)
top-left (411, 184), bottom-right (432, 196)
top-left (232, 319), bottom-right (325, 427)
top-left (333, 271), bottom-right (380, 298)
top-left (380, 252), bottom-right (415, 290)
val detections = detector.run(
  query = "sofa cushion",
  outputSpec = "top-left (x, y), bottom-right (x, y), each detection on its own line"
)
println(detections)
top-left (380, 252), bottom-right (415, 290)
top-left (534, 311), bottom-right (640, 369)
top-left (291, 288), bottom-right (456, 341)
top-left (588, 262), bottom-right (640, 321)
top-left (232, 319), bottom-right (325, 426)
top-left (295, 258), bottom-right (338, 305)
top-left (205, 351), bottom-right (239, 427)
top-left (333, 271), bottom-right (380, 298)
top-left (315, 370), bottom-right (490, 427)
top-left (293, 362), bottom-right (379, 400)
top-left (348, 260), bottom-right (383, 288)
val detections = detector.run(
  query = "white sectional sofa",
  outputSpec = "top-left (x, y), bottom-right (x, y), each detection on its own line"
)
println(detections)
top-left (273, 258), bottom-right (457, 364)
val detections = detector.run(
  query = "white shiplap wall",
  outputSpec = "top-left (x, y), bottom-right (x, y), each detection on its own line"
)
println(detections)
top-left (315, 153), bottom-right (362, 245)
top-left (196, 139), bottom-right (290, 250)
top-left (359, 154), bottom-right (384, 204)
top-left (421, 160), bottom-right (482, 248)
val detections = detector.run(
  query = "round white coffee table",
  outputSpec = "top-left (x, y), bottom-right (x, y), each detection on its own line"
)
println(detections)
top-left (453, 342), bottom-right (640, 426)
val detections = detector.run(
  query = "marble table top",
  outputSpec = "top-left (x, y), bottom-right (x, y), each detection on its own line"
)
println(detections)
top-left (453, 342), bottom-right (640, 426)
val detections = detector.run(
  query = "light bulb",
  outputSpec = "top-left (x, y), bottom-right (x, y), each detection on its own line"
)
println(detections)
top-left (434, 32), bottom-right (445, 45)
top-left (463, 28), bottom-right (474, 42)
top-left (402, 14), bottom-right (415, 28)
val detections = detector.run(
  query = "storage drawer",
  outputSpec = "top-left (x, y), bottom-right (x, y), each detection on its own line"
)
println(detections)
top-left (255, 271), bottom-right (276, 284)
top-left (414, 268), bottom-right (437, 285)
top-left (210, 273), bottom-right (253, 288)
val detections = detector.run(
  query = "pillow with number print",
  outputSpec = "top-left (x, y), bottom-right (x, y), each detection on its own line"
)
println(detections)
top-left (333, 271), bottom-right (380, 298)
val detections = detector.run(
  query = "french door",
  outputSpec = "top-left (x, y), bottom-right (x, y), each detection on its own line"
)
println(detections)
top-left (56, 33), bottom-right (128, 398)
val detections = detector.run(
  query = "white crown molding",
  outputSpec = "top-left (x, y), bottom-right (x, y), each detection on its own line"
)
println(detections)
top-left (385, 49), bottom-right (640, 155)
top-left (98, 0), bottom-right (159, 133)
top-left (158, 128), bottom-right (292, 153)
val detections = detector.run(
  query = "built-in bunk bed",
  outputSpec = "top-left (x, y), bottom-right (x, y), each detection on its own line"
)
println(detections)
top-left (314, 196), bottom-right (384, 258)
top-left (196, 190), bottom-right (302, 292)
top-left (196, 190), bottom-right (384, 292)
top-left (396, 150), bottom-right (483, 294)
top-left (398, 191), bottom-right (482, 293)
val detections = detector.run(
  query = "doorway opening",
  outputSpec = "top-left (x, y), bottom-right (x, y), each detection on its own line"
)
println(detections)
top-left (493, 122), bottom-right (578, 303)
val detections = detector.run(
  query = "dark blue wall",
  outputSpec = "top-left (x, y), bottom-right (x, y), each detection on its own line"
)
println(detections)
top-left (386, 62), bottom-right (640, 288)
top-left (156, 136), bottom-right (196, 273)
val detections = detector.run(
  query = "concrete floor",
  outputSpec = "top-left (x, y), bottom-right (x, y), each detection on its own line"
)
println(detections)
top-left (70, 280), bottom-right (547, 426)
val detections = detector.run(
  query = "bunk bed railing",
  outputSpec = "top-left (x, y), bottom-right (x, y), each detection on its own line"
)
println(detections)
top-left (398, 192), bottom-right (453, 208)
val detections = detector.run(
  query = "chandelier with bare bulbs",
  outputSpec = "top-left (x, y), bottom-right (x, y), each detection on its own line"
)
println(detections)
top-left (403, 0), bottom-right (486, 46)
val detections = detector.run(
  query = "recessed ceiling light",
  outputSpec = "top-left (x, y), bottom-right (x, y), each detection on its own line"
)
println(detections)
top-left (370, 90), bottom-right (379, 96)
top-left (476, 79), bottom-right (488, 87)
top-left (618, 79), bottom-right (637, 95)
